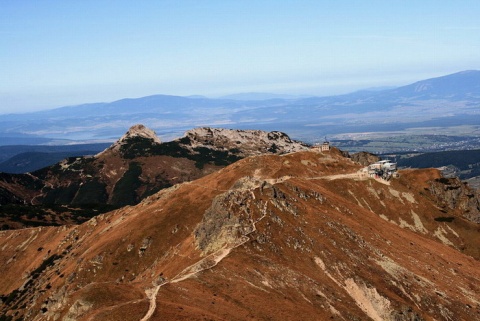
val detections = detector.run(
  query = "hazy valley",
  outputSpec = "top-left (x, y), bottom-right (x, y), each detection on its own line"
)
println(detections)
top-left (1, 70), bottom-right (479, 149)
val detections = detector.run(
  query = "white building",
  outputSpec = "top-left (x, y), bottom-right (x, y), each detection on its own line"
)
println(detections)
top-left (312, 140), bottom-right (331, 152)
top-left (320, 141), bottom-right (330, 151)
top-left (368, 160), bottom-right (397, 172)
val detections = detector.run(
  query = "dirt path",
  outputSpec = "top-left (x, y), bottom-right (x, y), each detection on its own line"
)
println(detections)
top-left (138, 241), bottom-right (248, 321)
top-left (309, 170), bottom-right (391, 185)
top-left (138, 203), bottom-right (267, 321)
top-left (139, 285), bottom-right (162, 321)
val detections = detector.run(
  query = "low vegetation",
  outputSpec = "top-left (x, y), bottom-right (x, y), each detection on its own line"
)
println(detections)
top-left (396, 149), bottom-right (480, 180)
top-left (0, 203), bottom-right (119, 229)
top-left (119, 136), bottom-right (242, 168)
top-left (110, 162), bottom-right (143, 206)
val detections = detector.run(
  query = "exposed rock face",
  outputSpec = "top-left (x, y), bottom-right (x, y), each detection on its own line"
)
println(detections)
top-left (1, 150), bottom-right (479, 320)
top-left (98, 124), bottom-right (161, 156)
top-left (181, 127), bottom-right (309, 157)
top-left (121, 124), bottom-right (161, 144)
top-left (350, 151), bottom-right (381, 166)
top-left (194, 177), bottom-right (267, 254)
top-left (429, 177), bottom-right (480, 223)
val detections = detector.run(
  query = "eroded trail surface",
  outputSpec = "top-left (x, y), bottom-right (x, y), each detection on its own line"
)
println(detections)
top-left (139, 208), bottom-right (266, 321)
top-left (311, 170), bottom-right (391, 185)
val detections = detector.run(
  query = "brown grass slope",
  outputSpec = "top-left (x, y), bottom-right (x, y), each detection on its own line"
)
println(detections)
top-left (0, 148), bottom-right (479, 320)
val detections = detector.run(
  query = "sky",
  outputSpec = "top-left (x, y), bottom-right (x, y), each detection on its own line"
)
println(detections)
top-left (1, 0), bottom-right (479, 114)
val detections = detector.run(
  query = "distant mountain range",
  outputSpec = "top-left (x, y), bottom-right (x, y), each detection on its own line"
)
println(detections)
top-left (218, 92), bottom-right (312, 100)
top-left (1, 70), bottom-right (479, 146)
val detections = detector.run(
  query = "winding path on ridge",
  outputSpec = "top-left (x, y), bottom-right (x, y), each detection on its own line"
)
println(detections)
top-left (308, 170), bottom-right (391, 185)
top-left (139, 168), bottom-right (390, 320)
top-left (139, 206), bottom-right (267, 321)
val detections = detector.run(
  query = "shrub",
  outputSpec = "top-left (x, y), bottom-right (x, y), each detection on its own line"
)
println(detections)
top-left (72, 179), bottom-right (108, 204)
top-left (110, 162), bottom-right (142, 206)
top-left (434, 216), bottom-right (455, 222)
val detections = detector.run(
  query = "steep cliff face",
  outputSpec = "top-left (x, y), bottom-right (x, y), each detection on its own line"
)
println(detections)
top-left (1, 149), bottom-right (479, 321)
top-left (429, 176), bottom-right (480, 223)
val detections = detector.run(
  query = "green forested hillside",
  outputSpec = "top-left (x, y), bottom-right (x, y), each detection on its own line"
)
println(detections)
top-left (397, 149), bottom-right (480, 179)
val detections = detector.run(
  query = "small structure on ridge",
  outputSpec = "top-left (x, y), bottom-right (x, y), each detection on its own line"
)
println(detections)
top-left (312, 137), bottom-right (331, 152)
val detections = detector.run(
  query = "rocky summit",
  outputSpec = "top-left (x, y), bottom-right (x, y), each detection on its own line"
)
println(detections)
top-left (98, 124), bottom-right (162, 155)
top-left (181, 127), bottom-right (309, 157)
top-left (1, 146), bottom-right (479, 320)
top-left (0, 125), bottom-right (309, 228)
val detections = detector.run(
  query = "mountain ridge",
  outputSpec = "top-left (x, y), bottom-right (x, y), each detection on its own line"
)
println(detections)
top-left (1, 146), bottom-right (479, 320)
top-left (218, 92), bottom-right (311, 101)
top-left (386, 69), bottom-right (480, 99)
top-left (1, 70), bottom-right (479, 146)
top-left (0, 125), bottom-right (310, 228)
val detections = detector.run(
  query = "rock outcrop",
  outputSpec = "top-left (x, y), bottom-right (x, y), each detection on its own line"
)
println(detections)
top-left (0, 125), bottom-right (309, 228)
top-left (1, 150), bottom-right (480, 320)
top-left (429, 176), bottom-right (480, 223)
top-left (349, 151), bottom-right (380, 166)
top-left (180, 127), bottom-right (309, 156)
top-left (97, 124), bottom-right (161, 156)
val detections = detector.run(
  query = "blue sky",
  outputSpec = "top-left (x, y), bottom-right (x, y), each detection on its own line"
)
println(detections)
top-left (1, 0), bottom-right (479, 113)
